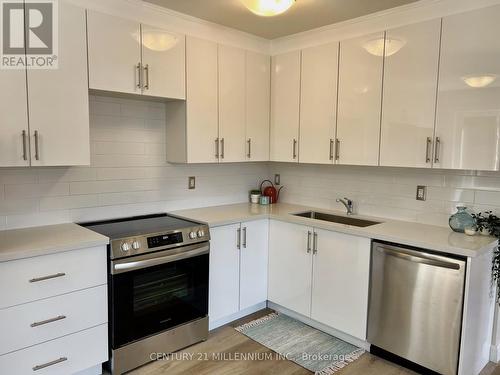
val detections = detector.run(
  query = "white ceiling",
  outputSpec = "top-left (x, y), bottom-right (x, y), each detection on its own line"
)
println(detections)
top-left (143, 0), bottom-right (420, 39)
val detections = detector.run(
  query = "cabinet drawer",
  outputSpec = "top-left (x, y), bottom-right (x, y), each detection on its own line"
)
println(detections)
top-left (0, 285), bottom-right (107, 355)
top-left (0, 246), bottom-right (106, 309)
top-left (0, 324), bottom-right (108, 375)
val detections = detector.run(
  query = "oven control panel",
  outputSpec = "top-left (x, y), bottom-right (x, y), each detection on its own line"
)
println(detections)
top-left (147, 232), bottom-right (183, 249)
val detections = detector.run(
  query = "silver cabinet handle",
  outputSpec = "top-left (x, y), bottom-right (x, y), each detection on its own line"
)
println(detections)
top-left (29, 272), bottom-right (66, 283)
top-left (329, 139), bottom-right (334, 161)
top-left (34, 130), bottom-right (40, 161)
top-left (31, 315), bottom-right (66, 328)
top-left (237, 227), bottom-right (241, 249)
top-left (221, 138), bottom-right (225, 159)
top-left (136, 62), bottom-right (142, 89)
top-left (22, 130), bottom-right (28, 161)
top-left (33, 357), bottom-right (67, 371)
top-left (242, 227), bottom-right (247, 248)
top-left (293, 139), bottom-right (297, 159)
top-left (313, 232), bottom-right (318, 255)
top-left (215, 138), bottom-right (219, 159)
top-left (425, 137), bottom-right (432, 163)
top-left (247, 138), bottom-right (251, 159)
top-left (307, 231), bottom-right (312, 253)
top-left (335, 139), bottom-right (340, 160)
top-left (434, 137), bottom-right (441, 163)
top-left (143, 64), bottom-right (150, 90)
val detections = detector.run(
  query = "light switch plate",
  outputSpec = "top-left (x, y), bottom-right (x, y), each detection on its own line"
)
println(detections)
top-left (416, 185), bottom-right (426, 201)
top-left (274, 174), bottom-right (281, 185)
top-left (188, 176), bottom-right (196, 190)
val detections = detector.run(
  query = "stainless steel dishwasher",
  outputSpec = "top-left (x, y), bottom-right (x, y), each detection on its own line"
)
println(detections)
top-left (368, 241), bottom-right (466, 375)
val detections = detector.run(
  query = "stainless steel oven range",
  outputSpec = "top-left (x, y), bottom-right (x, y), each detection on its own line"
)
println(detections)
top-left (82, 214), bottom-right (210, 375)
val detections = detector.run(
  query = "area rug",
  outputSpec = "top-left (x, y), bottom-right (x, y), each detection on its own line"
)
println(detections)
top-left (235, 312), bottom-right (364, 374)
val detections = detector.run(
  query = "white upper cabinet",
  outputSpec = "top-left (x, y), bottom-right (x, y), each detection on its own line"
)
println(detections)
top-left (299, 43), bottom-right (339, 164)
top-left (140, 25), bottom-right (185, 99)
top-left (246, 51), bottom-right (270, 161)
top-left (0, 70), bottom-right (29, 167)
top-left (435, 6), bottom-right (500, 171)
top-left (218, 45), bottom-right (246, 163)
top-left (27, 1), bottom-right (90, 166)
top-left (185, 36), bottom-right (219, 163)
top-left (87, 11), bottom-right (141, 95)
top-left (380, 20), bottom-right (441, 168)
top-left (270, 51), bottom-right (301, 163)
top-left (87, 11), bottom-right (185, 99)
top-left (337, 32), bottom-right (384, 166)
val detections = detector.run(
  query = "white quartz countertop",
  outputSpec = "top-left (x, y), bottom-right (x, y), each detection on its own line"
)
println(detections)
top-left (0, 223), bottom-right (109, 263)
top-left (171, 203), bottom-right (498, 258)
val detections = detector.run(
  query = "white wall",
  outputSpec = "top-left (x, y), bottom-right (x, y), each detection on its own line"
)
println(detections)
top-left (270, 162), bottom-right (500, 227)
top-left (0, 95), bottom-right (268, 230)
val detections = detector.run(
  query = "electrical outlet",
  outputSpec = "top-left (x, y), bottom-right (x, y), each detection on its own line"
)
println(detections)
top-left (188, 176), bottom-right (196, 190)
top-left (274, 174), bottom-right (281, 185)
top-left (416, 185), bottom-right (426, 201)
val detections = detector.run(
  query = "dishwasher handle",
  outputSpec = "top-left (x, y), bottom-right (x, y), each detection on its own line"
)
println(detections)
top-left (376, 245), bottom-right (462, 270)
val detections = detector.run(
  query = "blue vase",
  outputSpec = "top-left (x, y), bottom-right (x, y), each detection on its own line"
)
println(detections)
top-left (449, 206), bottom-right (475, 233)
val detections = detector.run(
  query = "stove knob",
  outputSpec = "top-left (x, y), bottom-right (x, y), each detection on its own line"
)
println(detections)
top-left (121, 242), bottom-right (131, 252)
top-left (189, 231), bottom-right (197, 240)
top-left (132, 241), bottom-right (141, 250)
top-left (197, 229), bottom-right (205, 238)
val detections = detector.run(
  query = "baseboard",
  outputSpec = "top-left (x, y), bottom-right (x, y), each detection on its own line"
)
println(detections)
top-left (209, 301), bottom-right (267, 330)
top-left (267, 301), bottom-right (370, 351)
top-left (490, 344), bottom-right (500, 363)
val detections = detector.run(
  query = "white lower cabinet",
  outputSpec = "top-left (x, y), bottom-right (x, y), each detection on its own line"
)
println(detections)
top-left (268, 220), bottom-right (371, 340)
top-left (209, 220), bottom-right (269, 327)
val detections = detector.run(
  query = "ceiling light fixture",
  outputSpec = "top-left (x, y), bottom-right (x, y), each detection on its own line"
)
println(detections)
top-left (241, 0), bottom-right (296, 17)
top-left (461, 74), bottom-right (497, 88)
top-left (362, 37), bottom-right (406, 57)
top-left (132, 30), bottom-right (178, 52)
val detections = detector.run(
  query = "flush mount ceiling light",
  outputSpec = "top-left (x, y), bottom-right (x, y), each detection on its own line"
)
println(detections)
top-left (132, 30), bottom-right (179, 52)
top-left (241, 0), bottom-right (296, 17)
top-left (362, 37), bottom-right (406, 57)
top-left (461, 74), bottom-right (497, 88)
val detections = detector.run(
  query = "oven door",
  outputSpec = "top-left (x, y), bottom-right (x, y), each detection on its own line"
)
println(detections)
top-left (110, 243), bottom-right (209, 349)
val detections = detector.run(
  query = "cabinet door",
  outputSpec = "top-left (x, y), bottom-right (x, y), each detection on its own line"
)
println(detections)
top-left (435, 6), bottom-right (500, 171)
top-left (240, 220), bottom-right (269, 310)
top-left (380, 20), bottom-right (441, 168)
top-left (299, 43), bottom-right (339, 164)
top-left (27, 1), bottom-right (90, 166)
top-left (209, 224), bottom-right (240, 324)
top-left (246, 51), bottom-right (270, 162)
top-left (270, 51), bottom-right (301, 162)
top-left (141, 25), bottom-right (185, 99)
top-left (337, 32), bottom-right (384, 166)
top-left (218, 45), bottom-right (246, 163)
top-left (311, 228), bottom-right (370, 340)
top-left (0, 70), bottom-right (29, 167)
top-left (268, 220), bottom-right (312, 317)
top-left (186, 36), bottom-right (219, 163)
top-left (87, 11), bottom-right (141, 94)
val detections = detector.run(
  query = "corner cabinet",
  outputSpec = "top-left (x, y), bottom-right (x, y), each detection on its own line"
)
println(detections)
top-left (268, 220), bottom-right (370, 340)
top-left (270, 51), bottom-right (301, 163)
top-left (209, 220), bottom-right (269, 329)
top-left (434, 5), bottom-right (500, 171)
top-left (0, 0), bottom-right (90, 167)
top-left (87, 10), bottom-right (185, 100)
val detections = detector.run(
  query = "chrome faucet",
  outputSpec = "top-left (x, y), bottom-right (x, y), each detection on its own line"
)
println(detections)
top-left (336, 197), bottom-right (354, 215)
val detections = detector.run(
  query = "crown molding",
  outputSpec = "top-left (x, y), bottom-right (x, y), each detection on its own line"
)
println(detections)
top-left (270, 0), bottom-right (500, 55)
top-left (67, 0), bottom-right (271, 54)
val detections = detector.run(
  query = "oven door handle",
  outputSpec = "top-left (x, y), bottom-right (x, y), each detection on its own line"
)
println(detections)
top-left (112, 244), bottom-right (209, 274)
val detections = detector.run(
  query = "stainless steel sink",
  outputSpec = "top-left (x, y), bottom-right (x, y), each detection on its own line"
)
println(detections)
top-left (293, 211), bottom-right (381, 227)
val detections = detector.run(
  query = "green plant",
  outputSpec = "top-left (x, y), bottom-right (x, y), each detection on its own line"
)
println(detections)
top-left (472, 211), bottom-right (500, 303)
